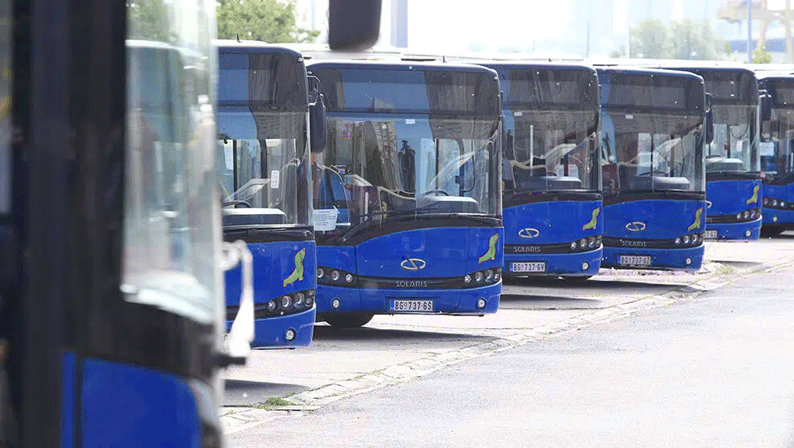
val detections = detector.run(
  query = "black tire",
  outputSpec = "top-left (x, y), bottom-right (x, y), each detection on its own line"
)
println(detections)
top-left (562, 275), bottom-right (593, 282)
top-left (324, 313), bottom-right (375, 328)
top-left (761, 226), bottom-right (784, 237)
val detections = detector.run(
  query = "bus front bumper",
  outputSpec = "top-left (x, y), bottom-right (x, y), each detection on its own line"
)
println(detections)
top-left (503, 248), bottom-right (602, 277)
top-left (705, 218), bottom-right (762, 241)
top-left (601, 245), bottom-right (704, 272)
top-left (226, 307), bottom-right (316, 348)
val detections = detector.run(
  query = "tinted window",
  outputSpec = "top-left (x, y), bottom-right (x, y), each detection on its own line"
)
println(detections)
top-left (599, 70), bottom-right (705, 113)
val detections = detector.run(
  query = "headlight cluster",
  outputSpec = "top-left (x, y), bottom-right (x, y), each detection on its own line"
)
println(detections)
top-left (317, 267), bottom-right (357, 286)
top-left (463, 268), bottom-right (502, 285)
top-left (570, 235), bottom-right (602, 252)
top-left (255, 289), bottom-right (315, 318)
top-left (734, 209), bottom-right (761, 221)
top-left (764, 197), bottom-right (793, 210)
top-left (673, 233), bottom-right (704, 246)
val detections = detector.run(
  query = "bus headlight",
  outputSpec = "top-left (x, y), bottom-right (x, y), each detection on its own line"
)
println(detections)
top-left (294, 292), bottom-right (305, 306)
top-left (485, 269), bottom-right (493, 281)
top-left (674, 237), bottom-right (682, 245)
top-left (474, 271), bottom-right (484, 282)
top-left (285, 329), bottom-right (296, 341)
top-left (280, 295), bottom-right (292, 309)
top-left (464, 274), bottom-right (472, 284)
top-left (317, 268), bottom-right (324, 279)
top-left (477, 298), bottom-right (487, 309)
top-left (267, 300), bottom-right (278, 312)
top-left (345, 273), bottom-right (354, 283)
top-left (330, 270), bottom-right (341, 282)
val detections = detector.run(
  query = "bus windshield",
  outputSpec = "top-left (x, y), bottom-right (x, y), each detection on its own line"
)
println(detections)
top-left (707, 105), bottom-right (758, 172)
top-left (316, 114), bottom-right (498, 230)
top-left (505, 110), bottom-right (598, 192)
top-left (760, 107), bottom-right (794, 181)
top-left (601, 111), bottom-right (704, 194)
top-left (217, 50), bottom-right (309, 226)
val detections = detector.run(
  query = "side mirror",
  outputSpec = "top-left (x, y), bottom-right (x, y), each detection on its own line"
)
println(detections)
top-left (705, 93), bottom-right (714, 145)
top-left (328, 0), bottom-right (382, 51)
top-left (308, 76), bottom-right (327, 154)
top-left (759, 89), bottom-right (772, 122)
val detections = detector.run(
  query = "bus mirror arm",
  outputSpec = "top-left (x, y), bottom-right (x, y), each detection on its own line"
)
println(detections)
top-left (705, 93), bottom-right (714, 145)
top-left (759, 89), bottom-right (772, 122)
top-left (309, 87), bottom-right (327, 154)
top-left (218, 240), bottom-right (254, 368)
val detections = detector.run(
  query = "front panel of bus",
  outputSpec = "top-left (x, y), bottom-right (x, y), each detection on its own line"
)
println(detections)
top-left (217, 45), bottom-right (316, 347)
top-left (759, 76), bottom-right (794, 233)
top-left (309, 62), bottom-right (503, 327)
top-left (598, 69), bottom-right (707, 271)
top-left (698, 69), bottom-right (762, 241)
top-left (2, 1), bottom-right (225, 446)
top-left (491, 64), bottom-right (602, 279)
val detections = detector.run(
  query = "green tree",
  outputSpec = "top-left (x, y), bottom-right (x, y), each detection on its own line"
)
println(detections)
top-left (669, 19), bottom-right (724, 60)
top-left (127, 0), bottom-right (170, 41)
top-left (753, 46), bottom-right (773, 64)
top-left (217, 0), bottom-right (318, 43)
top-left (629, 19), bottom-right (670, 59)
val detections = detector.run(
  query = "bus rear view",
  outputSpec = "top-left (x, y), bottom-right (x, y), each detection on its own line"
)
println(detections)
top-left (217, 42), bottom-right (317, 347)
top-left (485, 62), bottom-right (602, 279)
top-left (309, 61), bottom-right (503, 328)
top-left (597, 67), bottom-right (707, 271)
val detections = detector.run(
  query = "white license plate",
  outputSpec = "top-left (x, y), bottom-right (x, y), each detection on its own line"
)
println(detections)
top-left (390, 300), bottom-right (433, 312)
top-left (618, 255), bottom-right (652, 267)
top-left (510, 262), bottom-right (547, 273)
top-left (704, 230), bottom-right (718, 239)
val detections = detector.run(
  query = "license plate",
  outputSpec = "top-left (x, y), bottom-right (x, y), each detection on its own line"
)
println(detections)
top-left (390, 300), bottom-right (433, 312)
top-left (510, 262), bottom-right (547, 273)
top-left (704, 230), bottom-right (718, 239)
top-left (618, 255), bottom-right (652, 267)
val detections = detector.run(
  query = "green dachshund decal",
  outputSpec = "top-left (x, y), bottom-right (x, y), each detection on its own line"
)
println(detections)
top-left (478, 234), bottom-right (499, 264)
top-left (283, 248), bottom-right (306, 287)
top-left (746, 185), bottom-right (760, 205)
top-left (687, 208), bottom-right (704, 232)
top-left (583, 208), bottom-right (600, 231)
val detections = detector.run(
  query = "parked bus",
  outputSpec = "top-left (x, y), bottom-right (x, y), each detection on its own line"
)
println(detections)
top-left (308, 61), bottom-right (503, 328)
top-left (0, 0), bottom-right (379, 445)
top-left (217, 41), bottom-right (323, 347)
top-left (757, 73), bottom-right (794, 236)
top-left (482, 62), bottom-right (602, 279)
top-left (665, 66), bottom-right (762, 241)
top-left (596, 67), bottom-right (709, 271)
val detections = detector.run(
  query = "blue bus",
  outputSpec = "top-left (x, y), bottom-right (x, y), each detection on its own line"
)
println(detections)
top-left (758, 73), bottom-right (794, 236)
top-left (667, 67), bottom-right (762, 241)
top-left (308, 61), bottom-right (503, 328)
top-left (483, 62), bottom-right (602, 280)
top-left (0, 0), bottom-right (379, 444)
top-left (217, 42), bottom-right (321, 347)
top-left (597, 67), bottom-right (708, 271)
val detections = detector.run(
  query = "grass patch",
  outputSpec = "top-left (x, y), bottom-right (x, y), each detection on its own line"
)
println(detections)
top-left (252, 397), bottom-right (297, 409)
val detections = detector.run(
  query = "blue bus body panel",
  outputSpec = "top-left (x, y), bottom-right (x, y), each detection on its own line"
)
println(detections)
top-left (317, 226), bottom-right (503, 314)
top-left (706, 179), bottom-right (762, 240)
top-left (81, 359), bottom-right (202, 448)
top-left (503, 200), bottom-right (602, 276)
top-left (225, 239), bottom-right (317, 348)
top-left (602, 199), bottom-right (706, 271)
top-left (763, 183), bottom-right (794, 226)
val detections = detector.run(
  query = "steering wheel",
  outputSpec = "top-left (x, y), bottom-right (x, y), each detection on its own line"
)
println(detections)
top-left (422, 189), bottom-right (449, 196)
top-left (224, 200), bottom-right (251, 208)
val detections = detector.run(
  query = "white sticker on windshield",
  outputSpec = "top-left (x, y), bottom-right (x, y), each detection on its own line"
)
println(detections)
top-left (405, 119), bottom-right (415, 125)
top-left (313, 208), bottom-right (339, 232)
top-left (514, 111), bottom-right (523, 117)
top-left (224, 145), bottom-right (234, 169)
top-left (760, 142), bottom-right (775, 156)
top-left (270, 170), bottom-right (280, 189)
top-left (625, 114), bottom-right (634, 120)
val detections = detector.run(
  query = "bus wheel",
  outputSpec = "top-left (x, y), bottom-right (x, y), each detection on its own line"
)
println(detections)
top-left (324, 313), bottom-right (375, 328)
top-left (761, 226), bottom-right (784, 237)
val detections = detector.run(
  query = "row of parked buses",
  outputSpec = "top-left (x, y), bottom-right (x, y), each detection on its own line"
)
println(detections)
top-left (220, 43), bottom-right (794, 347)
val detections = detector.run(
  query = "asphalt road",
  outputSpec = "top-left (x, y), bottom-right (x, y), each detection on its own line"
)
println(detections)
top-left (229, 261), bottom-right (794, 447)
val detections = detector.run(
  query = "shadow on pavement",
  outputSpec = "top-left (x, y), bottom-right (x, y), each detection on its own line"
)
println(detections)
top-left (499, 294), bottom-right (604, 310)
top-left (504, 276), bottom-right (696, 293)
top-left (312, 324), bottom-right (492, 342)
top-left (224, 379), bottom-right (307, 406)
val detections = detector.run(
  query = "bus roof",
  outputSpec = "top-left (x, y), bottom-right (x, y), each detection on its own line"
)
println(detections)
top-left (307, 59), bottom-right (499, 77)
top-left (596, 66), bottom-right (705, 84)
top-left (477, 61), bottom-right (596, 75)
top-left (215, 40), bottom-right (304, 59)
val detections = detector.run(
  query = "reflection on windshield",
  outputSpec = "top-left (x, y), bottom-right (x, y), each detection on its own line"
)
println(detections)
top-left (601, 112), bottom-right (704, 193)
top-left (761, 109), bottom-right (794, 179)
top-left (313, 115), bottom-right (497, 238)
top-left (706, 105), bottom-right (757, 173)
top-left (0, 2), bottom-right (8, 215)
top-left (503, 110), bottom-right (598, 192)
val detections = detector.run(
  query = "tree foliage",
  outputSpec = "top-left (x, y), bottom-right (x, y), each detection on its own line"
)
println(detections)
top-left (127, 0), bottom-right (170, 41)
top-left (217, 0), bottom-right (318, 43)
top-left (753, 46), bottom-right (773, 64)
top-left (625, 18), bottom-right (726, 60)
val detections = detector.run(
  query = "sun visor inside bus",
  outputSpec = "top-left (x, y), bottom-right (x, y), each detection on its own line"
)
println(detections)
top-left (706, 157), bottom-right (746, 173)
top-left (218, 51), bottom-right (308, 112)
top-left (629, 175), bottom-right (691, 191)
top-left (415, 195), bottom-right (479, 213)
top-left (311, 66), bottom-right (500, 116)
